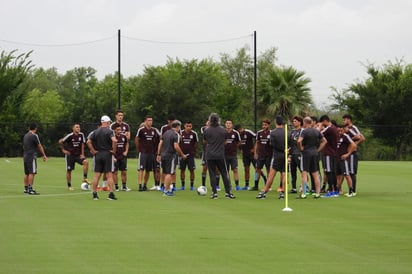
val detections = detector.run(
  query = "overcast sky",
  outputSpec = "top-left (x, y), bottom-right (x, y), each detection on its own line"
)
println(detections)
top-left (1, 0), bottom-right (411, 106)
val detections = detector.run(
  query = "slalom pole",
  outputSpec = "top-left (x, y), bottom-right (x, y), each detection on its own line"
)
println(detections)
top-left (282, 123), bottom-right (293, 212)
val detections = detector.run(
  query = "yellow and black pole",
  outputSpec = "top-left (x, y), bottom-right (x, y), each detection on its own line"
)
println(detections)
top-left (282, 123), bottom-right (293, 212)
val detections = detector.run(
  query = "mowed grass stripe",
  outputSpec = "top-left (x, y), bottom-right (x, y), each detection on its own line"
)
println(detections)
top-left (0, 158), bottom-right (411, 274)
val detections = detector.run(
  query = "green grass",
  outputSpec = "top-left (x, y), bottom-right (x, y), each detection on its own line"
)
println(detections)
top-left (0, 158), bottom-right (411, 274)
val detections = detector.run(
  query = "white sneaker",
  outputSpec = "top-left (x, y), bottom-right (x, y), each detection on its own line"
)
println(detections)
top-left (122, 186), bottom-right (131, 192)
top-left (150, 185), bottom-right (160, 191)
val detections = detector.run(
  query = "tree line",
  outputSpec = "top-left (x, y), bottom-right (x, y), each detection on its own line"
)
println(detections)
top-left (1, 48), bottom-right (411, 160)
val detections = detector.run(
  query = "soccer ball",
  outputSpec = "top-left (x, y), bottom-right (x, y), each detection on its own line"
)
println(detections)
top-left (81, 182), bottom-right (90, 191)
top-left (197, 186), bottom-right (207, 196)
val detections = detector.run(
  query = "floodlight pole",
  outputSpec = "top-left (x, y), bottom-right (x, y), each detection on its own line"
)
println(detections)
top-left (253, 30), bottom-right (257, 133)
top-left (117, 29), bottom-right (121, 110)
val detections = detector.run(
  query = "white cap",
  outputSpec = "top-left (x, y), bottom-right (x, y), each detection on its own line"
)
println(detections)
top-left (101, 115), bottom-right (111, 123)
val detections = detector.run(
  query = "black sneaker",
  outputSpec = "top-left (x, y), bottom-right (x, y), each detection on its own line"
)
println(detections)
top-left (210, 193), bottom-right (218, 199)
top-left (289, 189), bottom-right (297, 194)
top-left (142, 184), bottom-right (148, 191)
top-left (249, 186), bottom-right (259, 191)
top-left (256, 192), bottom-right (266, 199)
top-left (279, 192), bottom-right (285, 199)
top-left (28, 189), bottom-right (39, 195)
top-left (138, 185), bottom-right (143, 192)
top-left (93, 192), bottom-right (99, 200)
top-left (24, 189), bottom-right (29, 194)
top-left (225, 193), bottom-right (236, 199)
top-left (107, 193), bottom-right (117, 200)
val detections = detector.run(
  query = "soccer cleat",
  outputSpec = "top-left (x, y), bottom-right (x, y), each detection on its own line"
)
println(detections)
top-left (235, 185), bottom-right (241, 191)
top-left (249, 186), bottom-right (259, 191)
top-left (107, 193), bottom-right (117, 200)
top-left (163, 191), bottom-right (175, 197)
top-left (314, 194), bottom-right (321, 199)
top-left (93, 192), bottom-right (99, 200)
top-left (179, 186), bottom-right (185, 191)
top-left (345, 192), bottom-right (354, 197)
top-left (210, 193), bottom-right (218, 199)
top-left (256, 192), bottom-right (266, 199)
top-left (24, 189), bottom-right (29, 194)
top-left (225, 193), bottom-right (236, 199)
top-left (83, 178), bottom-right (91, 185)
top-left (241, 186), bottom-right (250, 190)
top-left (115, 186), bottom-right (120, 192)
top-left (190, 186), bottom-right (195, 191)
top-left (216, 186), bottom-right (221, 192)
top-left (68, 187), bottom-right (74, 191)
top-left (138, 185), bottom-right (143, 192)
top-left (321, 191), bottom-right (335, 198)
top-left (28, 189), bottom-right (39, 195)
top-left (279, 192), bottom-right (285, 199)
top-left (142, 185), bottom-right (148, 191)
top-left (299, 193), bottom-right (307, 199)
top-left (122, 186), bottom-right (131, 192)
top-left (289, 189), bottom-right (297, 194)
top-left (149, 185), bottom-right (158, 191)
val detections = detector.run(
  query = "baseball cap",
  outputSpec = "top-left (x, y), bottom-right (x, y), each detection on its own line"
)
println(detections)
top-left (101, 115), bottom-right (111, 123)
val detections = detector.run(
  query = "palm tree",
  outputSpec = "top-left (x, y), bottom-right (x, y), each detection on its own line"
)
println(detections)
top-left (257, 65), bottom-right (312, 120)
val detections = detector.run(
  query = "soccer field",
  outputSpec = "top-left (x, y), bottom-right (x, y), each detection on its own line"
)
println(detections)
top-left (0, 158), bottom-right (411, 274)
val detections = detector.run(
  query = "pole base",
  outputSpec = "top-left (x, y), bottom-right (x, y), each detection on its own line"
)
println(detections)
top-left (282, 207), bottom-right (293, 212)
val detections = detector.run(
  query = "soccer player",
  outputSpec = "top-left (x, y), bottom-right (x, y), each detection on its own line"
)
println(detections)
top-left (178, 121), bottom-right (199, 190)
top-left (297, 116), bottom-right (327, 198)
top-left (59, 123), bottom-right (90, 191)
top-left (135, 115), bottom-right (160, 192)
top-left (342, 114), bottom-right (365, 195)
top-left (23, 123), bottom-right (48, 195)
top-left (157, 120), bottom-right (187, 196)
top-left (256, 116), bottom-right (290, 199)
top-left (319, 115), bottom-right (339, 197)
top-left (336, 124), bottom-right (357, 197)
top-left (110, 109), bottom-right (131, 140)
top-left (289, 116), bottom-right (303, 193)
top-left (253, 119), bottom-right (271, 191)
top-left (234, 124), bottom-right (256, 190)
top-left (112, 124), bottom-right (130, 191)
top-left (160, 114), bottom-right (176, 190)
top-left (87, 115), bottom-right (117, 200)
top-left (203, 113), bottom-right (235, 199)
top-left (224, 119), bottom-right (241, 190)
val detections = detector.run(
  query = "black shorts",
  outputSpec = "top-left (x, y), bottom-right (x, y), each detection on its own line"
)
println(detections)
top-left (114, 157), bottom-right (127, 171)
top-left (348, 152), bottom-right (358, 174)
top-left (336, 159), bottom-right (350, 176)
top-left (242, 153), bottom-right (255, 167)
top-left (94, 151), bottom-right (114, 173)
top-left (270, 154), bottom-right (286, 172)
top-left (322, 155), bottom-right (336, 173)
top-left (161, 155), bottom-right (178, 175)
top-left (65, 154), bottom-right (85, 171)
top-left (300, 151), bottom-right (320, 173)
top-left (225, 157), bottom-right (238, 171)
top-left (24, 158), bottom-right (37, 175)
top-left (180, 156), bottom-right (196, 171)
top-left (256, 157), bottom-right (271, 170)
top-left (138, 153), bottom-right (155, 171)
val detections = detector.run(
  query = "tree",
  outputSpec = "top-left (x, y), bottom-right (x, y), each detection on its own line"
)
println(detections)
top-left (332, 60), bottom-right (412, 160)
top-left (258, 65), bottom-right (312, 120)
top-left (135, 58), bottom-right (230, 126)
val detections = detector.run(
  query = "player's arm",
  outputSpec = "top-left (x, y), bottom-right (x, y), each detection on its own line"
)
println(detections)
top-left (156, 139), bottom-right (163, 162)
top-left (87, 139), bottom-right (97, 155)
top-left (124, 139), bottom-right (129, 156)
top-left (111, 136), bottom-right (117, 156)
top-left (37, 143), bottom-right (47, 161)
top-left (342, 141), bottom-right (357, 160)
top-left (58, 138), bottom-right (69, 155)
top-left (317, 137), bottom-right (327, 152)
top-left (135, 136), bottom-right (140, 154)
top-left (174, 142), bottom-right (187, 159)
top-left (297, 136), bottom-right (304, 151)
top-left (125, 130), bottom-right (131, 140)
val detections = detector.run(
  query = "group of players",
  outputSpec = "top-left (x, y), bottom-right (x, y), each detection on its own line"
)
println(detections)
top-left (22, 109), bottom-right (363, 200)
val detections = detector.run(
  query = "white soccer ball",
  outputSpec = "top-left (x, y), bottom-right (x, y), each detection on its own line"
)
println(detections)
top-left (81, 182), bottom-right (90, 191)
top-left (197, 186), bottom-right (207, 196)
